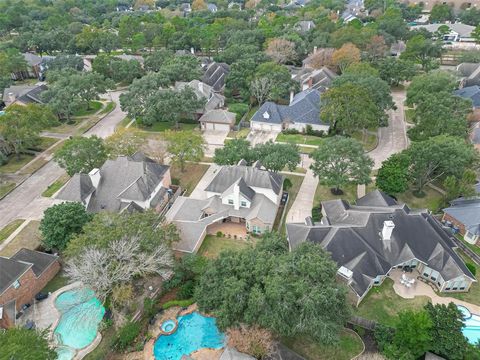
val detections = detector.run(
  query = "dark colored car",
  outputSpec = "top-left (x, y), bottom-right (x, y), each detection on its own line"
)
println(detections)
top-left (35, 292), bottom-right (49, 301)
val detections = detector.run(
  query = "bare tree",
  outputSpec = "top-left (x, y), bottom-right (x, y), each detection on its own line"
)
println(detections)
top-left (65, 236), bottom-right (174, 301)
top-left (250, 77), bottom-right (274, 105)
top-left (266, 38), bottom-right (297, 64)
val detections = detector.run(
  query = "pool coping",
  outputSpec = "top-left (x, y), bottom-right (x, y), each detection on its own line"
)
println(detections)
top-left (50, 282), bottom-right (104, 360)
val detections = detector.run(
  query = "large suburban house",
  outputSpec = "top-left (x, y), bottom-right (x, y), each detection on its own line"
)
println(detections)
top-left (410, 23), bottom-right (476, 42)
top-left (250, 88), bottom-right (330, 133)
top-left (175, 80), bottom-right (225, 115)
top-left (443, 193), bottom-right (480, 245)
top-left (402, 0), bottom-right (480, 11)
top-left (290, 66), bottom-right (337, 92)
top-left (454, 85), bottom-right (480, 120)
top-left (0, 249), bottom-right (60, 328)
top-left (166, 161), bottom-right (283, 253)
top-left (286, 190), bottom-right (476, 306)
top-left (2, 84), bottom-right (47, 107)
top-left (56, 153), bottom-right (171, 213)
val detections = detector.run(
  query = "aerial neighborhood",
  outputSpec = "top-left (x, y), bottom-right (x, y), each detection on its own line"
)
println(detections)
top-left (2, 0), bottom-right (480, 359)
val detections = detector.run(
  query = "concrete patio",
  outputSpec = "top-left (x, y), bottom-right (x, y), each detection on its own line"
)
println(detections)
top-left (207, 221), bottom-right (248, 239)
top-left (389, 268), bottom-right (480, 314)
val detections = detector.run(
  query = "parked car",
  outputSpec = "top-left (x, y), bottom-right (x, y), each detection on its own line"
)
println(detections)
top-left (35, 292), bottom-right (49, 301)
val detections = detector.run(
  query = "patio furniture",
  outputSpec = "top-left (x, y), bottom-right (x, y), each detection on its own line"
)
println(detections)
top-left (405, 282), bottom-right (412, 288)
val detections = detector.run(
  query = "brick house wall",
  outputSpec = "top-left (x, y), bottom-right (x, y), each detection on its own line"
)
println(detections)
top-left (0, 260), bottom-right (60, 314)
top-left (442, 213), bottom-right (466, 236)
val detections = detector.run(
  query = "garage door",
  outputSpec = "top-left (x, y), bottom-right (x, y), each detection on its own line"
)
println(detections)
top-left (214, 123), bottom-right (230, 131)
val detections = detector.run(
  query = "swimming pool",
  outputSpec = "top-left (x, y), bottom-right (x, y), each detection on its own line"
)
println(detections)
top-left (153, 312), bottom-right (225, 360)
top-left (458, 305), bottom-right (480, 344)
top-left (54, 288), bottom-right (105, 359)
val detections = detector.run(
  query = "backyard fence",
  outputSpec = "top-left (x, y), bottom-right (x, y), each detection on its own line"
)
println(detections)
top-left (348, 316), bottom-right (378, 331)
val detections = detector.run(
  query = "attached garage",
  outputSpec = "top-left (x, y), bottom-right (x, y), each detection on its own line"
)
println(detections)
top-left (251, 121), bottom-right (282, 132)
top-left (199, 109), bottom-right (236, 131)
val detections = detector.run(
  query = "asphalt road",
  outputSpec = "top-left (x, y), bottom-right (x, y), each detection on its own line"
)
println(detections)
top-left (0, 90), bottom-right (126, 229)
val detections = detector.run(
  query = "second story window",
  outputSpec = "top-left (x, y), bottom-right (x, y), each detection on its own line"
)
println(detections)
top-left (13, 280), bottom-right (20, 289)
top-left (228, 199), bottom-right (234, 205)
top-left (241, 201), bottom-right (247, 207)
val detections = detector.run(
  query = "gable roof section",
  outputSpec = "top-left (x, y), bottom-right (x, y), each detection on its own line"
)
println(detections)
top-left (0, 257), bottom-right (31, 295)
top-left (56, 174), bottom-right (95, 202)
top-left (356, 190), bottom-right (398, 207)
top-left (251, 89), bottom-right (328, 127)
top-left (444, 198), bottom-right (480, 235)
top-left (10, 249), bottom-right (58, 277)
top-left (199, 109), bottom-right (236, 125)
top-left (205, 164), bottom-right (283, 195)
top-left (287, 192), bottom-right (475, 298)
top-left (202, 62), bottom-right (230, 92)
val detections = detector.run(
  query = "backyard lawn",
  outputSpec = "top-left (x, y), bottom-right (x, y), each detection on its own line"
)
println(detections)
top-left (276, 133), bottom-right (324, 146)
top-left (0, 219), bottom-right (25, 245)
top-left (282, 329), bottom-right (363, 360)
top-left (0, 220), bottom-right (42, 257)
top-left (354, 278), bottom-right (430, 327)
top-left (42, 174), bottom-right (70, 197)
top-left (0, 154), bottom-right (35, 174)
top-left (227, 127), bottom-right (250, 139)
top-left (397, 186), bottom-right (444, 213)
top-left (137, 121), bottom-right (198, 132)
top-left (314, 184), bottom-right (358, 205)
top-left (198, 235), bottom-right (253, 258)
top-left (41, 272), bottom-right (69, 293)
top-left (99, 101), bottom-right (116, 115)
top-left (171, 163), bottom-right (209, 196)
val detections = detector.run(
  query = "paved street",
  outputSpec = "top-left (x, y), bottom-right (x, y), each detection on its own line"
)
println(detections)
top-left (0, 91), bottom-right (126, 229)
top-left (369, 90), bottom-right (409, 169)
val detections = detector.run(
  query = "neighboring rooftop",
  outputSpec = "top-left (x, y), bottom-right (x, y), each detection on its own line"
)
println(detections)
top-left (454, 85), bottom-right (480, 108)
top-left (251, 89), bottom-right (329, 127)
top-left (457, 63), bottom-right (480, 87)
top-left (199, 109), bottom-right (236, 125)
top-left (175, 80), bottom-right (225, 112)
top-left (291, 66), bottom-right (337, 92)
top-left (410, 23), bottom-right (475, 38)
top-left (2, 84), bottom-right (47, 105)
top-left (287, 190), bottom-right (475, 298)
top-left (444, 198), bottom-right (480, 236)
top-left (202, 62), bottom-right (230, 92)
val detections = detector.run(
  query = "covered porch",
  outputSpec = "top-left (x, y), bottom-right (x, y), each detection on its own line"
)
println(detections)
top-left (206, 218), bottom-right (248, 240)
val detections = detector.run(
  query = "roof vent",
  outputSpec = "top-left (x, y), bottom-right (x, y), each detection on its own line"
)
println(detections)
top-left (382, 220), bottom-right (395, 241)
top-left (263, 111), bottom-right (270, 119)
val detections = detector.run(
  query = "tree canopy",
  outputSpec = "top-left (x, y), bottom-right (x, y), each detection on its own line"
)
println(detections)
top-left (195, 232), bottom-right (350, 343)
top-left (0, 328), bottom-right (57, 360)
top-left (164, 130), bottom-right (205, 172)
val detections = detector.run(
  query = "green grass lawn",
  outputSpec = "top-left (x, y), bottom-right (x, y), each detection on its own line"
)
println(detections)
top-left (282, 329), bottom-right (363, 360)
top-left (456, 234), bottom-right (480, 257)
top-left (0, 220), bottom-right (42, 257)
top-left (84, 325), bottom-right (116, 360)
top-left (314, 184), bottom-right (358, 205)
top-left (29, 137), bottom-right (58, 152)
top-left (278, 174), bottom-right (304, 233)
top-left (100, 101), bottom-right (116, 115)
top-left (41, 272), bottom-right (69, 293)
top-left (198, 235), bottom-right (253, 258)
top-left (405, 108), bottom-right (415, 124)
top-left (245, 106), bottom-right (258, 121)
top-left (171, 163), bottom-right (209, 196)
top-left (0, 154), bottom-right (35, 174)
top-left (351, 131), bottom-right (378, 152)
top-left (354, 278), bottom-right (430, 327)
top-left (276, 133), bottom-right (324, 146)
top-left (42, 174), bottom-right (70, 197)
top-left (138, 121), bottom-right (198, 132)
top-left (73, 101), bottom-right (103, 117)
top-left (0, 182), bottom-right (16, 199)
top-left (227, 127), bottom-right (250, 139)
top-left (397, 186), bottom-right (445, 213)
top-left (116, 116), bottom-right (132, 130)
top-left (298, 145), bottom-right (316, 154)
top-left (0, 219), bottom-right (25, 245)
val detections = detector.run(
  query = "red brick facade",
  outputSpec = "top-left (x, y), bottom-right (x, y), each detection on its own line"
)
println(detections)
top-left (0, 260), bottom-right (60, 326)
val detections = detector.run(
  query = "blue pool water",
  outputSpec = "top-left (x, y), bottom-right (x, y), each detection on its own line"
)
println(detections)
top-left (154, 312), bottom-right (225, 360)
top-left (458, 305), bottom-right (480, 344)
top-left (54, 288), bottom-right (105, 359)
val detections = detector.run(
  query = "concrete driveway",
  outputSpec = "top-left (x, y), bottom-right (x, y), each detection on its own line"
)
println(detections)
top-left (369, 90), bottom-right (409, 169)
top-left (286, 156), bottom-right (318, 224)
top-left (246, 130), bottom-right (279, 146)
top-left (202, 130), bottom-right (228, 157)
top-left (189, 164), bottom-right (221, 199)
top-left (0, 90), bottom-right (127, 229)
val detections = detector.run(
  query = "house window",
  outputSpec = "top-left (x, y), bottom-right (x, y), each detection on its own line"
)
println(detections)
top-left (445, 287), bottom-right (451, 291)
top-left (253, 225), bottom-right (261, 234)
top-left (241, 201), bottom-right (247, 207)
top-left (12, 280), bottom-right (20, 289)
top-left (460, 287), bottom-right (466, 290)
top-left (228, 199), bottom-right (234, 205)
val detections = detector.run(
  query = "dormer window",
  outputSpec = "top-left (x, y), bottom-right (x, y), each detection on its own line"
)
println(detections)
top-left (263, 111), bottom-right (270, 119)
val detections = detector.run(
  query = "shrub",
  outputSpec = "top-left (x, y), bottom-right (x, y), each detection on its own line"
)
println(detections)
top-left (162, 299), bottom-right (195, 310)
top-left (177, 280), bottom-right (195, 300)
top-left (113, 321), bottom-right (141, 351)
top-left (282, 128), bottom-right (300, 135)
top-left (466, 263), bottom-right (476, 276)
top-left (305, 125), bottom-right (325, 137)
top-left (143, 298), bottom-right (157, 318)
top-left (229, 103), bottom-right (249, 123)
top-left (227, 325), bottom-right (274, 359)
top-left (311, 206), bottom-right (322, 222)
top-left (0, 152), bottom-right (7, 166)
top-left (283, 178), bottom-right (293, 191)
top-left (216, 231), bottom-right (223, 237)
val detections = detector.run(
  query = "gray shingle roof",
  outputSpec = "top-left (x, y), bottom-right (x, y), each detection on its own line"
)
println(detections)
top-left (454, 85), bottom-right (480, 108)
top-left (202, 62), bottom-right (230, 92)
top-left (291, 67), bottom-right (337, 92)
top-left (287, 192), bottom-right (475, 298)
top-left (205, 164), bottom-right (283, 195)
top-left (356, 190), bottom-right (398, 207)
top-left (251, 89), bottom-right (329, 127)
top-left (411, 23), bottom-right (475, 38)
top-left (199, 109), bottom-right (236, 125)
top-left (444, 198), bottom-right (480, 235)
top-left (10, 249), bottom-right (58, 277)
top-left (457, 63), bottom-right (480, 87)
top-left (57, 153), bottom-right (169, 213)
top-left (23, 53), bottom-right (42, 67)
